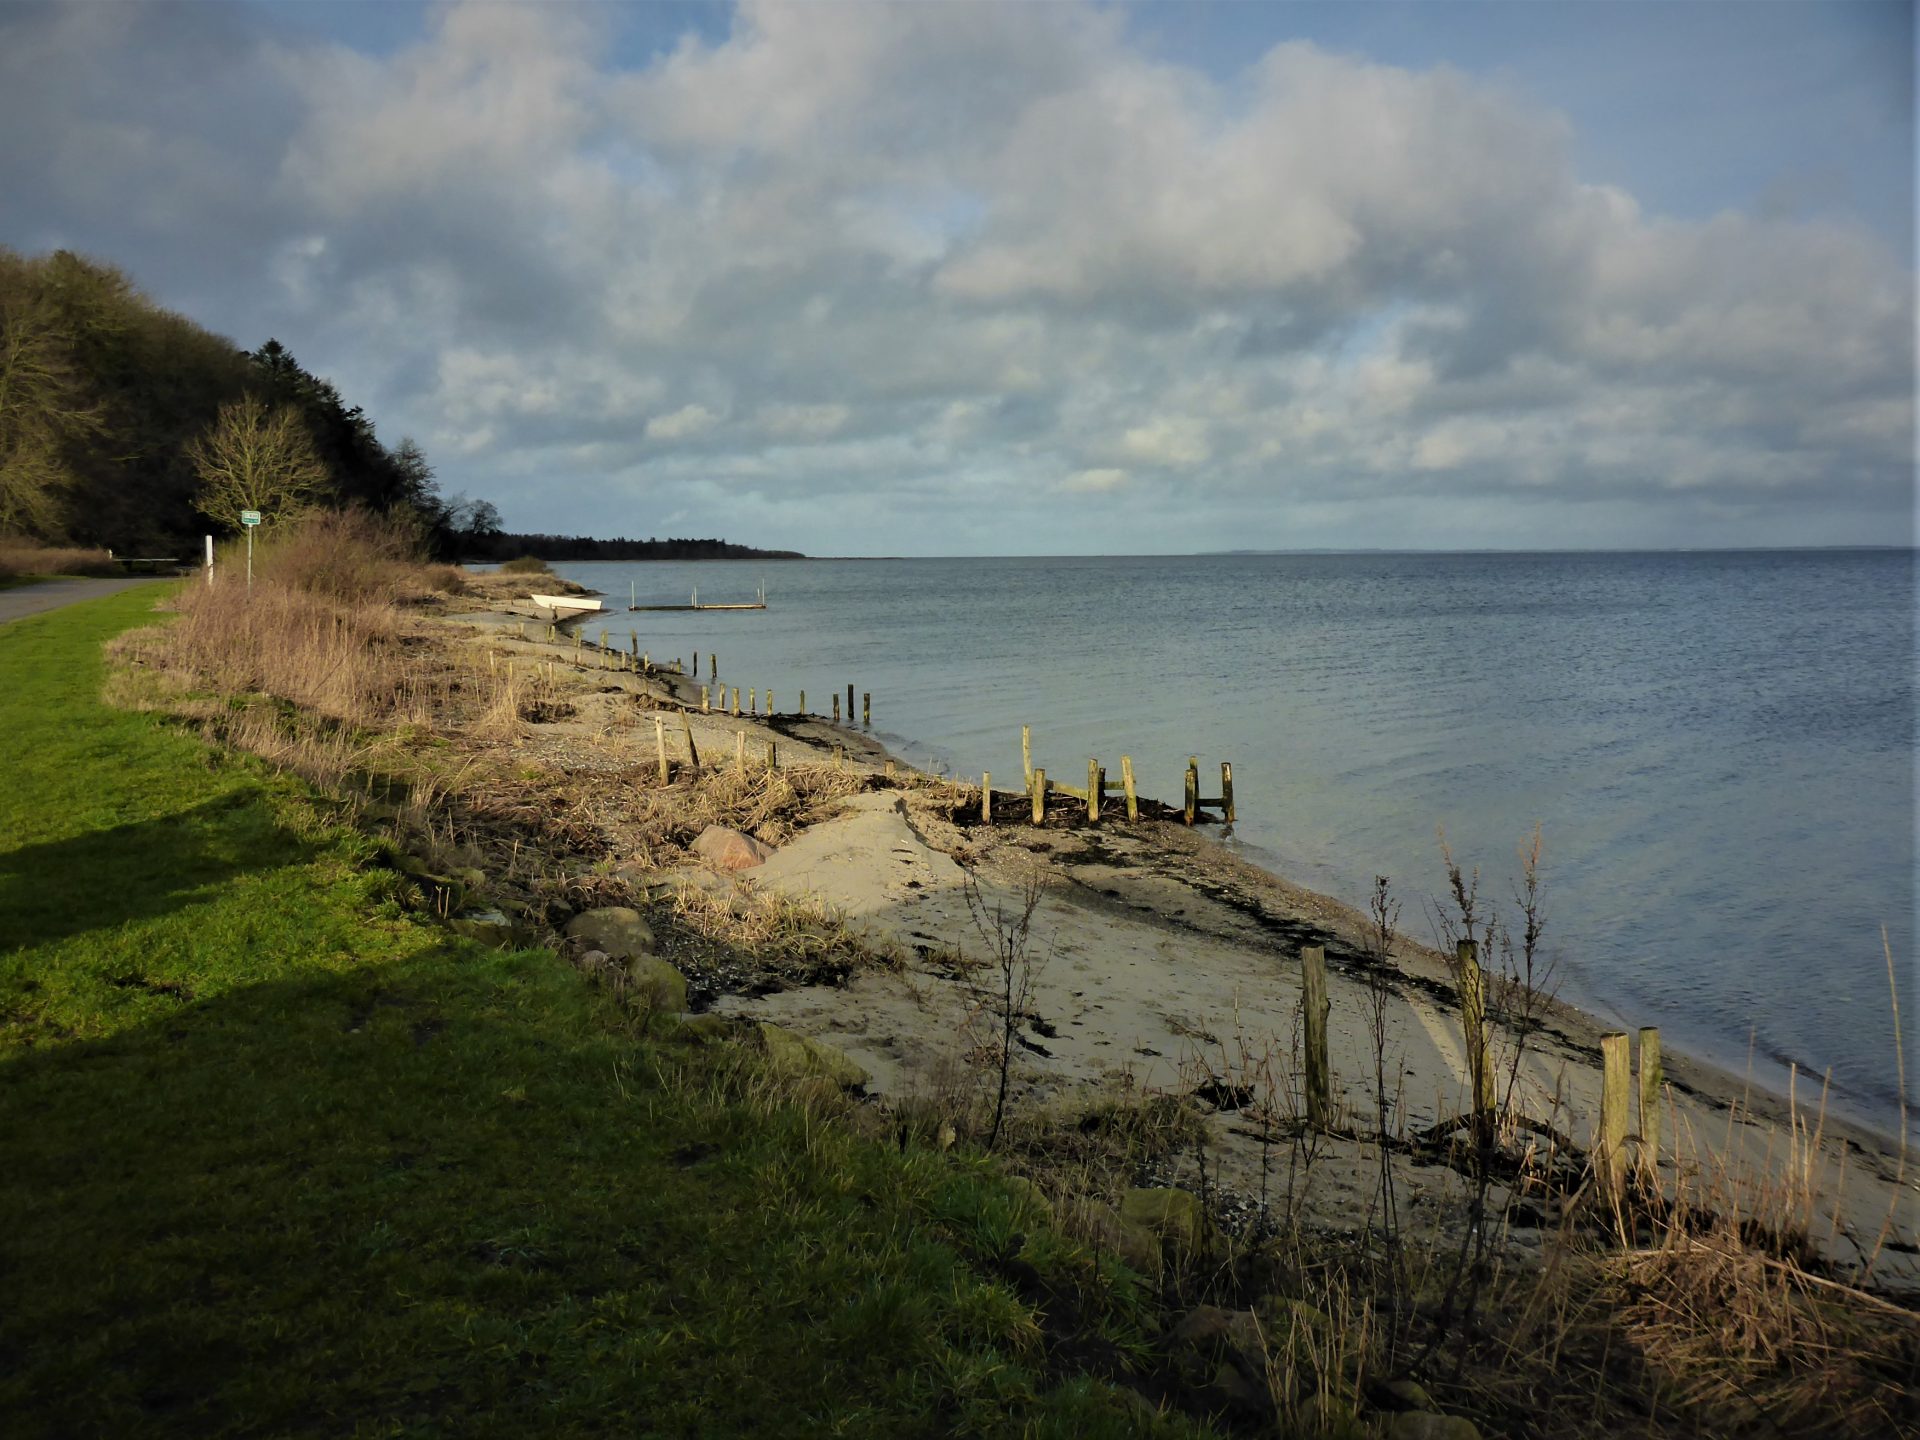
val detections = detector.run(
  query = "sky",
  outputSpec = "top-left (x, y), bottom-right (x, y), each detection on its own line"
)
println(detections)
top-left (1, 0), bottom-right (1912, 555)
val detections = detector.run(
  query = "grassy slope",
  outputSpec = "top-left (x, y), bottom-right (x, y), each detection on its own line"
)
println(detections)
top-left (0, 590), bottom-right (1202, 1438)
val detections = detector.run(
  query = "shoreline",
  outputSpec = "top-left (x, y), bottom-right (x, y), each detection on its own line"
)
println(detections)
top-left (445, 592), bottom-right (1918, 1293)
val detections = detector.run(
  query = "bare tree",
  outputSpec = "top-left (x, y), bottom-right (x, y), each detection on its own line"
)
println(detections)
top-left (0, 287), bottom-right (100, 536)
top-left (187, 395), bottom-right (328, 531)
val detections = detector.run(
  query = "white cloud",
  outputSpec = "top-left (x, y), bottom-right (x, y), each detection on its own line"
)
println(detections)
top-left (645, 403), bottom-right (721, 442)
top-left (1061, 467), bottom-right (1128, 493)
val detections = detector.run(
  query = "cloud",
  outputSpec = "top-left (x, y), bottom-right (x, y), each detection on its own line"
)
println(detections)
top-left (0, 0), bottom-right (1908, 552)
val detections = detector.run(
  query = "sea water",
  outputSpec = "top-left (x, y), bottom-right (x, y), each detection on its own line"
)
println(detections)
top-left (549, 550), bottom-right (1916, 1136)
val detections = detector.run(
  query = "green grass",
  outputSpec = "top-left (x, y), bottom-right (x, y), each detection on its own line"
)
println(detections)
top-left (0, 590), bottom-right (1206, 1438)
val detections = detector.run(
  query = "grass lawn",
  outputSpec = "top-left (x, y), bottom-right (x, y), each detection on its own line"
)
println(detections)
top-left (0, 590), bottom-right (1202, 1438)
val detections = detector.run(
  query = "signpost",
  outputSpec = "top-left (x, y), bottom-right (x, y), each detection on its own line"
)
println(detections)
top-left (241, 510), bottom-right (261, 591)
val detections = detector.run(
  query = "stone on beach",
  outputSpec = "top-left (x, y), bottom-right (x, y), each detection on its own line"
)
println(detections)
top-left (564, 906), bottom-right (656, 959)
top-left (757, 1022), bottom-right (870, 1088)
top-left (692, 825), bottom-right (776, 871)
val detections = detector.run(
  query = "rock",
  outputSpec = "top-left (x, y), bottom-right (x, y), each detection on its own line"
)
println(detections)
top-left (1165, 1307), bottom-right (1273, 1421)
top-left (1297, 1392), bottom-right (1362, 1437)
top-left (674, 1012), bottom-right (737, 1043)
top-left (1203, 1360), bottom-right (1274, 1422)
top-left (455, 866), bottom-right (487, 893)
top-left (757, 1022), bottom-right (869, 1089)
top-left (1382, 1413), bottom-right (1481, 1440)
top-left (1065, 1198), bottom-right (1162, 1275)
top-left (564, 906), bottom-right (655, 959)
top-left (1376, 1379), bottom-right (1435, 1413)
top-left (1167, 1304), bottom-right (1265, 1363)
top-left (1256, 1295), bottom-right (1336, 1376)
top-left (692, 825), bottom-right (775, 872)
top-left (449, 917), bottom-right (518, 948)
top-left (1119, 1186), bottom-right (1204, 1257)
top-left (624, 956), bottom-right (688, 1014)
top-left (1000, 1175), bottom-right (1054, 1224)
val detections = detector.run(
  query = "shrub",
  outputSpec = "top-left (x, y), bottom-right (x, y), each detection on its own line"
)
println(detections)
top-left (0, 541), bottom-right (119, 579)
top-left (498, 556), bottom-right (552, 575)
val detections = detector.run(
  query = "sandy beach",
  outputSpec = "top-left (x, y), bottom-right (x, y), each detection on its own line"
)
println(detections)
top-left (449, 593), bottom-right (1919, 1295)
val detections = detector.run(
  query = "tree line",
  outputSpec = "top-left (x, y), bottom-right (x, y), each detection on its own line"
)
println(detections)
top-left (464, 533), bottom-right (804, 563)
top-left (0, 248), bottom-right (487, 556)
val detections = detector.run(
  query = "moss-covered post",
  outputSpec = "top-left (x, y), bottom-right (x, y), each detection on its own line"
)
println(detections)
top-left (1600, 1031), bottom-right (1631, 1200)
top-left (1120, 755), bottom-right (1138, 821)
top-left (1303, 944), bottom-right (1331, 1129)
top-left (1031, 767), bottom-right (1046, 824)
top-left (1638, 1026), bottom-right (1663, 1185)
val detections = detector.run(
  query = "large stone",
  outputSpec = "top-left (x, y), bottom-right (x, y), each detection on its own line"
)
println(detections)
top-left (449, 917), bottom-right (519, 949)
top-left (1119, 1186), bottom-right (1204, 1257)
top-left (674, 1012), bottom-right (738, 1044)
top-left (1065, 1198), bottom-right (1162, 1275)
top-left (565, 906), bottom-right (655, 959)
top-left (692, 825), bottom-right (775, 872)
top-left (1382, 1413), bottom-right (1481, 1440)
top-left (1165, 1307), bottom-right (1273, 1422)
top-left (625, 956), bottom-right (688, 1014)
top-left (1376, 1378), bottom-right (1435, 1413)
top-left (757, 1022), bottom-right (870, 1089)
top-left (1167, 1304), bottom-right (1265, 1362)
top-left (1000, 1175), bottom-right (1054, 1224)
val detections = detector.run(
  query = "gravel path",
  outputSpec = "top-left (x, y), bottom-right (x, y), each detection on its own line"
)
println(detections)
top-left (0, 577), bottom-right (166, 626)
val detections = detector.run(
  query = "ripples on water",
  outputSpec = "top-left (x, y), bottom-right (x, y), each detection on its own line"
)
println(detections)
top-left (552, 550), bottom-right (1916, 1134)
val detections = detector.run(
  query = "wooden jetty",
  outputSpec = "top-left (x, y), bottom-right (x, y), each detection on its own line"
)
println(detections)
top-left (627, 582), bottom-right (767, 613)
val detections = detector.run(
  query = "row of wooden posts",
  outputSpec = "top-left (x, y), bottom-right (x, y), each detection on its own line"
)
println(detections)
top-left (980, 726), bottom-right (1234, 828)
top-left (1296, 938), bottom-right (1663, 1197)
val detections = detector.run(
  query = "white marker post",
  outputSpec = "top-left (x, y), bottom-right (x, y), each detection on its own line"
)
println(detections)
top-left (241, 510), bottom-right (262, 591)
top-left (204, 534), bottom-right (214, 587)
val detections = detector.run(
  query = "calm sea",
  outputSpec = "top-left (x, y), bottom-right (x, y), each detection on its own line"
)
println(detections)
top-left (548, 551), bottom-right (1917, 1135)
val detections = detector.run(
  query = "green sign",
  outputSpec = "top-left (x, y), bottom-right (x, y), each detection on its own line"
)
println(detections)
top-left (240, 510), bottom-right (262, 527)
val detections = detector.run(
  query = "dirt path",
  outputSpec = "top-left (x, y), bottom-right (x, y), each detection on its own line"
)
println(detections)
top-left (0, 577), bottom-right (166, 625)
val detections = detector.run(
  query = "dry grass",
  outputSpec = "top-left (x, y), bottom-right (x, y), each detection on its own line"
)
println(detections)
top-left (0, 539), bottom-right (119, 578)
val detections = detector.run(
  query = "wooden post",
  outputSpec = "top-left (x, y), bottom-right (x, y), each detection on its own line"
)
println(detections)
top-left (1600, 1032), bottom-right (1632, 1199)
top-left (766, 740), bottom-right (776, 771)
top-left (846, 683), bottom-right (855, 723)
top-left (680, 712), bottom-right (700, 769)
top-left (884, 759), bottom-right (895, 781)
top-left (735, 731), bottom-right (746, 769)
top-left (1031, 767), bottom-right (1046, 824)
top-left (1121, 755), bottom-right (1138, 821)
top-left (710, 654), bottom-right (717, 681)
top-left (701, 686), bottom-right (710, 714)
top-left (693, 650), bottom-right (698, 673)
top-left (1022, 725), bottom-right (1032, 788)
top-left (799, 690), bottom-right (806, 714)
top-left (654, 717), bottom-right (670, 785)
top-left (767, 690), bottom-right (775, 715)
top-left (832, 694), bottom-right (841, 724)
top-left (1638, 1027), bottom-right (1663, 1184)
top-left (1183, 758), bottom-right (1198, 825)
top-left (748, 688), bottom-right (756, 715)
top-left (629, 632), bottom-right (638, 657)
top-left (981, 773), bottom-right (992, 824)
top-left (731, 687), bottom-right (740, 717)
top-left (1302, 944), bottom-right (1330, 1130)
top-left (1221, 763), bottom-right (1235, 823)
top-left (862, 692), bottom-right (870, 725)
top-left (1457, 939), bottom-right (1495, 1118)
top-left (1087, 759), bottom-right (1101, 824)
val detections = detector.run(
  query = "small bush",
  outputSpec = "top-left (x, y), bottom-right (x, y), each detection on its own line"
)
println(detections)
top-left (256, 509), bottom-right (419, 603)
top-left (498, 556), bottom-right (553, 575)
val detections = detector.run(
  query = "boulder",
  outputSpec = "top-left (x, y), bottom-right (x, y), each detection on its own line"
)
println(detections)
top-left (449, 917), bottom-right (519, 949)
top-left (1164, 1306), bottom-right (1273, 1422)
top-left (1064, 1198), bottom-right (1162, 1275)
top-left (1119, 1186), bottom-right (1204, 1257)
top-left (692, 825), bottom-right (775, 872)
top-left (1382, 1414), bottom-right (1481, 1440)
top-left (1375, 1378), bottom-right (1435, 1413)
top-left (565, 906), bottom-right (656, 959)
top-left (625, 956), bottom-right (688, 1014)
top-left (999, 1175), bottom-right (1054, 1224)
top-left (757, 1022), bottom-right (869, 1088)
top-left (674, 1012), bottom-right (738, 1044)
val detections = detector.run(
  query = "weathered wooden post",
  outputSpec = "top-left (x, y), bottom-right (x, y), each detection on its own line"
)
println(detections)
top-left (884, 759), bottom-right (895, 781)
top-left (766, 740), bottom-right (776, 771)
top-left (1120, 755), bottom-right (1138, 821)
top-left (798, 690), bottom-right (806, 714)
top-left (1087, 759), bottom-right (1101, 823)
top-left (630, 632), bottom-right (638, 658)
top-left (832, 694), bottom-right (841, 724)
top-left (1303, 944), bottom-right (1331, 1129)
top-left (862, 692), bottom-right (870, 726)
top-left (1599, 1032), bottom-right (1632, 1199)
top-left (846, 683), bottom-right (855, 721)
top-left (693, 650), bottom-right (698, 673)
top-left (1457, 939), bottom-right (1495, 1121)
top-left (1031, 767), bottom-right (1046, 824)
top-left (1184, 758), bottom-right (1199, 825)
top-left (1638, 1027), bottom-right (1663, 1184)
top-left (710, 654), bottom-right (717, 681)
top-left (981, 773), bottom-right (992, 824)
top-left (767, 690), bottom-right (774, 715)
top-left (748, 688), bottom-right (756, 715)
top-left (1221, 763), bottom-right (1235, 823)
top-left (701, 686), bottom-right (710, 713)
top-left (735, 731), bottom-right (747, 769)
top-left (653, 717), bottom-right (670, 785)
top-left (731, 687), bottom-right (741, 718)
top-left (1022, 725), bottom-right (1032, 788)
top-left (680, 712), bottom-right (700, 769)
